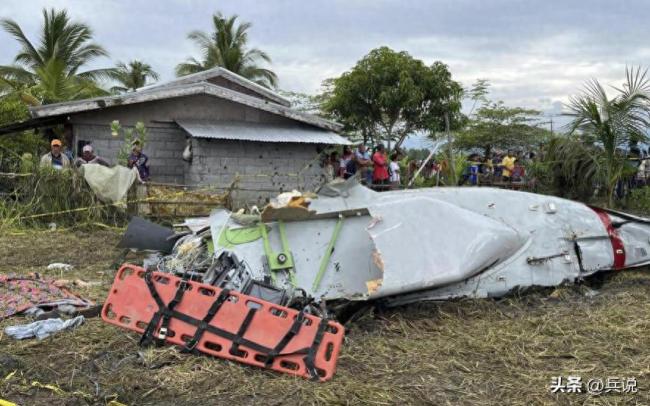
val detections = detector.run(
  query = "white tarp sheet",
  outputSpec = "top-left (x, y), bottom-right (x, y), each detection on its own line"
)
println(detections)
top-left (81, 164), bottom-right (138, 203)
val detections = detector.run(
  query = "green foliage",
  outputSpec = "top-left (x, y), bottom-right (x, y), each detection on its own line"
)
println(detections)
top-left (176, 12), bottom-right (277, 89)
top-left (321, 47), bottom-right (463, 150)
top-left (565, 66), bottom-right (650, 207)
top-left (0, 132), bottom-right (47, 172)
top-left (628, 187), bottom-right (650, 213)
top-left (533, 137), bottom-right (600, 201)
top-left (1, 167), bottom-right (125, 229)
top-left (0, 8), bottom-right (113, 106)
top-left (113, 121), bottom-right (148, 165)
top-left (455, 101), bottom-right (550, 155)
top-left (0, 93), bottom-right (29, 126)
top-left (110, 60), bottom-right (160, 93)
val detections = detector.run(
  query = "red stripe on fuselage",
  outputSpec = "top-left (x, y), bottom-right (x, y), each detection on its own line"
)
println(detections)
top-left (590, 207), bottom-right (626, 270)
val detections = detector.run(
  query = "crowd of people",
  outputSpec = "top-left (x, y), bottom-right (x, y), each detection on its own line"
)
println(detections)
top-left (322, 143), bottom-right (540, 190)
top-left (458, 150), bottom-right (534, 186)
top-left (38, 138), bottom-right (150, 181)
top-left (322, 143), bottom-right (402, 189)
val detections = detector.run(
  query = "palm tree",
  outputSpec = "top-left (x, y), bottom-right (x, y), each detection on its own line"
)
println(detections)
top-left (0, 8), bottom-right (113, 104)
top-left (565, 67), bottom-right (650, 206)
top-left (110, 60), bottom-right (160, 93)
top-left (175, 12), bottom-right (278, 89)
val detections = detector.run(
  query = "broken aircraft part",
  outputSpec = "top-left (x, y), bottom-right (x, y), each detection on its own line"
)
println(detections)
top-left (137, 178), bottom-right (650, 311)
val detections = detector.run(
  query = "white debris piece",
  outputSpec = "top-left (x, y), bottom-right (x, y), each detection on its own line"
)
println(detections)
top-left (46, 263), bottom-right (74, 271)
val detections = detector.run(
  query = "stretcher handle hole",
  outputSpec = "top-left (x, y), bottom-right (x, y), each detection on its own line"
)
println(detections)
top-left (204, 341), bottom-right (222, 352)
top-left (297, 316), bottom-right (312, 326)
top-left (325, 342), bottom-right (334, 361)
top-left (246, 300), bottom-right (262, 310)
top-left (153, 275), bottom-right (170, 285)
top-left (280, 360), bottom-right (299, 371)
top-left (175, 280), bottom-right (193, 290)
top-left (230, 348), bottom-right (248, 358)
top-left (136, 270), bottom-right (145, 278)
top-left (104, 304), bottom-right (116, 320)
top-left (136, 321), bottom-right (148, 330)
top-left (180, 334), bottom-right (193, 343)
top-left (119, 316), bottom-right (131, 325)
top-left (270, 308), bottom-right (288, 318)
top-left (326, 324), bottom-right (339, 334)
top-left (254, 354), bottom-right (268, 364)
top-left (198, 287), bottom-right (215, 297)
top-left (119, 268), bottom-right (134, 280)
top-left (162, 329), bottom-right (176, 338)
top-left (316, 368), bottom-right (327, 378)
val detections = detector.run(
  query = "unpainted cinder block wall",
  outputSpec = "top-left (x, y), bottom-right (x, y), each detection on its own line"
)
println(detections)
top-left (188, 138), bottom-right (327, 207)
top-left (72, 123), bottom-right (188, 184)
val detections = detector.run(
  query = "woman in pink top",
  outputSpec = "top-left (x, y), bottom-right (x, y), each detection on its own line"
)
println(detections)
top-left (372, 144), bottom-right (390, 189)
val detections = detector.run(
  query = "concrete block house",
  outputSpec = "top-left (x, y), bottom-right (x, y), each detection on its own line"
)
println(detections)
top-left (2, 68), bottom-right (349, 206)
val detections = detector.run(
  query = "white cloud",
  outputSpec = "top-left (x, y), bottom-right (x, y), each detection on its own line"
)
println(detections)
top-left (1, 0), bottom-right (649, 120)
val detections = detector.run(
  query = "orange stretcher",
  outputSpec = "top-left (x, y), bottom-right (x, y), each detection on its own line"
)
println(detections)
top-left (102, 264), bottom-right (344, 381)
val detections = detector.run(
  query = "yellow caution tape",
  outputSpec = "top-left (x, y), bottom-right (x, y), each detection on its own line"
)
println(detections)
top-left (30, 380), bottom-right (93, 399)
top-left (31, 381), bottom-right (66, 395)
top-left (0, 399), bottom-right (18, 406)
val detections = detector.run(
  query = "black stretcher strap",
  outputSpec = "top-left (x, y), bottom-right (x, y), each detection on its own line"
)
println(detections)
top-left (230, 308), bottom-right (258, 356)
top-left (303, 319), bottom-right (329, 380)
top-left (139, 271), bottom-right (167, 347)
top-left (182, 288), bottom-right (231, 353)
top-left (157, 273), bottom-right (191, 345)
top-left (138, 271), bottom-right (331, 379)
top-left (264, 310), bottom-right (306, 367)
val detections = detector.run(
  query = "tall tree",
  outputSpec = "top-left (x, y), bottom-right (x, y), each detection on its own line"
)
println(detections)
top-left (110, 60), bottom-right (160, 93)
top-left (0, 8), bottom-right (112, 104)
top-left (454, 101), bottom-right (550, 156)
top-left (565, 66), bottom-right (650, 206)
top-left (322, 47), bottom-right (463, 150)
top-left (176, 12), bottom-right (277, 89)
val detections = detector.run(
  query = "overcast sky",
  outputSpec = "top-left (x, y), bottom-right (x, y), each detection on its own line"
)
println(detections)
top-left (1, 0), bottom-right (649, 126)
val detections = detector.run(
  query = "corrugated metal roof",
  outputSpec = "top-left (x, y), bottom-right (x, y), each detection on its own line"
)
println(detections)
top-left (30, 83), bottom-right (343, 133)
top-left (176, 120), bottom-right (351, 145)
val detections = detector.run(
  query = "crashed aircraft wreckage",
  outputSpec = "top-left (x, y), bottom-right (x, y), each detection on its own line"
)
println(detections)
top-left (103, 178), bottom-right (650, 380)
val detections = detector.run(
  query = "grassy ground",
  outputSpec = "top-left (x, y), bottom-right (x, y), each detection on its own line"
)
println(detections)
top-left (0, 229), bottom-right (649, 405)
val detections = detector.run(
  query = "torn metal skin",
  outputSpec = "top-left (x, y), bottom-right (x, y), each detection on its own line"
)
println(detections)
top-left (142, 178), bottom-right (650, 317)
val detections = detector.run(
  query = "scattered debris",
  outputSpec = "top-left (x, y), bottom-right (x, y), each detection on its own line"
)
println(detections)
top-left (46, 263), bottom-right (74, 271)
top-left (0, 274), bottom-right (93, 320)
top-left (101, 178), bottom-right (650, 382)
top-left (4, 315), bottom-right (85, 340)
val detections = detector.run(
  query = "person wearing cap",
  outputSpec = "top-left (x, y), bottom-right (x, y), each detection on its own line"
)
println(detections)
top-left (127, 141), bottom-right (150, 181)
top-left (74, 144), bottom-right (110, 168)
top-left (40, 139), bottom-right (71, 170)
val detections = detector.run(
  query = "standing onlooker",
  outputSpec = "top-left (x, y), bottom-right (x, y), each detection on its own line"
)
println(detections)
top-left (339, 146), bottom-right (355, 179)
top-left (323, 151), bottom-right (339, 182)
top-left (372, 144), bottom-right (389, 189)
top-left (40, 139), bottom-right (71, 170)
top-left (389, 152), bottom-right (401, 188)
top-left (501, 150), bottom-right (516, 182)
top-left (75, 145), bottom-right (110, 167)
top-left (127, 141), bottom-right (150, 181)
top-left (355, 143), bottom-right (372, 184)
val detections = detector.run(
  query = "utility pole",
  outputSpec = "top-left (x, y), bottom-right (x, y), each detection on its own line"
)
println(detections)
top-left (444, 111), bottom-right (455, 185)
